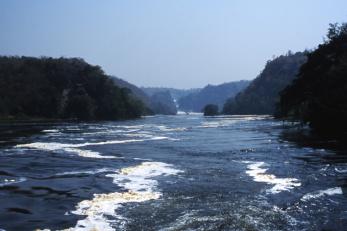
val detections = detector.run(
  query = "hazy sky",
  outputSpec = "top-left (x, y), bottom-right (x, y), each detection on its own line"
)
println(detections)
top-left (1, 1), bottom-right (347, 88)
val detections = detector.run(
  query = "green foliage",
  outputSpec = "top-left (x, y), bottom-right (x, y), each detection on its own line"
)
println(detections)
top-left (223, 52), bottom-right (307, 115)
top-left (111, 76), bottom-right (153, 115)
top-left (278, 23), bottom-right (347, 134)
top-left (0, 56), bottom-right (146, 120)
top-left (203, 104), bottom-right (219, 116)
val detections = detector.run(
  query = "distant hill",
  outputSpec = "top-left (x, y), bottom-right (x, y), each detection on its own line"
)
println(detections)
top-left (149, 91), bottom-right (177, 115)
top-left (142, 87), bottom-right (200, 101)
top-left (223, 52), bottom-right (307, 115)
top-left (112, 78), bottom-right (178, 115)
top-left (0, 56), bottom-right (146, 120)
top-left (178, 80), bottom-right (250, 112)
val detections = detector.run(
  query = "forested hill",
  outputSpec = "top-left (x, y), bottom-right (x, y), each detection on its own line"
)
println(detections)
top-left (111, 76), bottom-right (153, 114)
top-left (0, 56), bottom-right (146, 121)
top-left (141, 87), bottom-right (200, 101)
top-left (178, 80), bottom-right (250, 112)
top-left (278, 23), bottom-right (347, 134)
top-left (223, 52), bottom-right (307, 115)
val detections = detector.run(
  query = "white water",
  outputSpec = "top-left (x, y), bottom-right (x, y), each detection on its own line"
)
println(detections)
top-left (55, 168), bottom-right (116, 176)
top-left (0, 177), bottom-right (27, 187)
top-left (301, 187), bottom-right (343, 201)
top-left (243, 161), bottom-right (301, 194)
top-left (15, 136), bottom-right (170, 159)
top-left (61, 162), bottom-right (182, 231)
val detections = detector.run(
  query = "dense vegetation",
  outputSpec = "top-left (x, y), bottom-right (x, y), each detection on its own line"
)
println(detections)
top-left (113, 78), bottom-right (180, 115)
top-left (111, 76), bottom-right (153, 115)
top-left (223, 52), bottom-right (307, 115)
top-left (0, 56), bottom-right (146, 121)
top-left (203, 104), bottom-right (219, 116)
top-left (178, 80), bottom-right (250, 112)
top-left (278, 23), bottom-right (347, 135)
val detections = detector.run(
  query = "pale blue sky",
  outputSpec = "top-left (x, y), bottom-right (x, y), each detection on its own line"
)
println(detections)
top-left (1, 0), bottom-right (347, 88)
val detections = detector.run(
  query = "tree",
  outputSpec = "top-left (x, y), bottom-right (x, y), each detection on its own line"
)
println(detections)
top-left (203, 104), bottom-right (219, 116)
top-left (223, 52), bottom-right (307, 115)
top-left (278, 22), bottom-right (347, 135)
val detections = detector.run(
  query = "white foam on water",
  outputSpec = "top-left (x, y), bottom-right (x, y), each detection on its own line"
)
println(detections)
top-left (83, 129), bottom-right (141, 136)
top-left (107, 162), bottom-right (182, 193)
top-left (61, 162), bottom-right (182, 231)
top-left (15, 136), bottom-right (170, 159)
top-left (124, 133), bottom-right (154, 138)
top-left (156, 125), bottom-right (187, 132)
top-left (198, 115), bottom-right (271, 128)
top-left (243, 161), bottom-right (301, 194)
top-left (335, 167), bottom-right (347, 173)
top-left (186, 112), bottom-right (203, 115)
top-left (73, 139), bottom-right (146, 147)
top-left (73, 136), bottom-right (169, 147)
top-left (301, 187), bottom-right (343, 201)
top-left (15, 142), bottom-right (116, 159)
top-left (67, 128), bottom-right (82, 131)
top-left (133, 157), bottom-right (152, 161)
top-left (55, 168), bottom-right (116, 176)
top-left (198, 119), bottom-right (238, 128)
top-left (198, 121), bottom-right (222, 128)
top-left (114, 125), bottom-right (145, 129)
top-left (0, 177), bottom-right (27, 187)
top-left (238, 115), bottom-right (271, 121)
top-left (17, 142), bottom-right (66, 150)
top-left (64, 148), bottom-right (116, 159)
top-left (42, 129), bottom-right (60, 133)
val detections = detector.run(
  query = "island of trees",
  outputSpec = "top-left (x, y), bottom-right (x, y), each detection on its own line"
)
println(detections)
top-left (203, 104), bottom-right (219, 116)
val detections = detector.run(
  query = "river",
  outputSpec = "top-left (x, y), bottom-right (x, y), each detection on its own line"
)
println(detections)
top-left (0, 114), bottom-right (346, 231)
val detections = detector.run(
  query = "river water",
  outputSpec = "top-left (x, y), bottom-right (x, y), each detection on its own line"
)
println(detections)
top-left (0, 114), bottom-right (346, 231)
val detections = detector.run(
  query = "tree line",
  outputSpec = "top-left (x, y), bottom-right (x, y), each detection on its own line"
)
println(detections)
top-left (277, 23), bottom-right (347, 135)
top-left (0, 56), bottom-right (146, 121)
top-left (221, 22), bottom-right (347, 136)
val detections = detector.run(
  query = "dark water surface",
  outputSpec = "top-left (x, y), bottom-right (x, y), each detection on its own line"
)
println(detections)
top-left (0, 115), bottom-right (346, 231)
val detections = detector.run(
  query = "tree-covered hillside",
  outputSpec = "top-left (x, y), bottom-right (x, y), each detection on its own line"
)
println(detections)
top-left (223, 52), bottom-right (307, 115)
top-left (278, 23), bottom-right (347, 134)
top-left (0, 56), bottom-right (146, 120)
top-left (111, 76), bottom-right (153, 114)
top-left (178, 80), bottom-right (250, 112)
